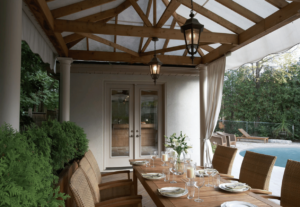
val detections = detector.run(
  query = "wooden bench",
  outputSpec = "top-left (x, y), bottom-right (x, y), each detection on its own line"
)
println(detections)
top-left (236, 128), bottom-right (269, 143)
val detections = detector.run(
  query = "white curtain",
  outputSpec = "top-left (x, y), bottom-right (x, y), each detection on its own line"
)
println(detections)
top-left (200, 56), bottom-right (226, 165)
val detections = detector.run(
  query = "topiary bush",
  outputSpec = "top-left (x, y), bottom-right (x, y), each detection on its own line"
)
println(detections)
top-left (0, 124), bottom-right (68, 207)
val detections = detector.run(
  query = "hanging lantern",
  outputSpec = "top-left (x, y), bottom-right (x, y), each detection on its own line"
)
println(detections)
top-left (181, 0), bottom-right (204, 63)
top-left (149, 37), bottom-right (162, 84)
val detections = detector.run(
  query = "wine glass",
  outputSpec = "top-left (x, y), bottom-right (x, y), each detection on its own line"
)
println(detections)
top-left (194, 173), bottom-right (205, 203)
top-left (169, 158), bottom-right (177, 183)
top-left (161, 151), bottom-right (168, 166)
top-left (150, 151), bottom-right (158, 168)
top-left (204, 163), bottom-right (214, 187)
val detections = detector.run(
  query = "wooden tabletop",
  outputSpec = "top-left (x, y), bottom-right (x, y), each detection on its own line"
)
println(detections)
top-left (130, 159), bottom-right (281, 207)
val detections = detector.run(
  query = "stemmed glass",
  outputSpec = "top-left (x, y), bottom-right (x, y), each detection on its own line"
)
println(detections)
top-left (169, 158), bottom-right (177, 183)
top-left (204, 163), bottom-right (214, 187)
top-left (161, 151), bottom-right (168, 166)
top-left (194, 173), bottom-right (205, 203)
top-left (150, 151), bottom-right (158, 168)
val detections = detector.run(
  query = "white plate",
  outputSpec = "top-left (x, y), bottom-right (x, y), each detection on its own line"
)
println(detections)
top-left (142, 173), bottom-right (165, 180)
top-left (158, 187), bottom-right (188, 198)
top-left (221, 201), bottom-right (258, 207)
top-left (196, 169), bottom-right (218, 177)
top-left (219, 183), bottom-right (250, 193)
top-left (130, 161), bottom-right (146, 166)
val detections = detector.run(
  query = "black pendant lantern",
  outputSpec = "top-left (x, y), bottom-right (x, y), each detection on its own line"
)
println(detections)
top-left (149, 37), bottom-right (162, 84)
top-left (181, 0), bottom-right (204, 63)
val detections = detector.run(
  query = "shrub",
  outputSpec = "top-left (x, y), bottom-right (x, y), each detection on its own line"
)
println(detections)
top-left (0, 124), bottom-right (67, 207)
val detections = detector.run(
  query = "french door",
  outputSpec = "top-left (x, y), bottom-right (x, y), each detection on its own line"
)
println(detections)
top-left (104, 83), bottom-right (163, 169)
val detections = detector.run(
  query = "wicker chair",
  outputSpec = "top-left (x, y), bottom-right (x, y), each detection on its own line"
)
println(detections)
top-left (210, 133), bottom-right (227, 146)
top-left (70, 167), bottom-right (142, 207)
top-left (216, 132), bottom-right (237, 147)
top-left (80, 157), bottom-right (133, 202)
top-left (212, 145), bottom-right (237, 177)
top-left (261, 159), bottom-right (300, 207)
top-left (225, 151), bottom-right (276, 194)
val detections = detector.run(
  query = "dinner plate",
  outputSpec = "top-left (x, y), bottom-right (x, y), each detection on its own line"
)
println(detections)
top-left (158, 187), bottom-right (188, 198)
top-left (219, 183), bottom-right (250, 193)
top-left (142, 173), bottom-right (165, 180)
top-left (130, 161), bottom-right (146, 166)
top-left (221, 201), bottom-right (258, 207)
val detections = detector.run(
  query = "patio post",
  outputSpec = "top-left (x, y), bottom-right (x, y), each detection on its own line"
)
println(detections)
top-left (199, 65), bottom-right (207, 166)
top-left (0, 0), bottom-right (22, 130)
top-left (58, 57), bottom-right (73, 122)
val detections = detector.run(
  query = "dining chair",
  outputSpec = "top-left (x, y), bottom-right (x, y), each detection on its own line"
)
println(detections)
top-left (225, 151), bottom-right (276, 194)
top-left (212, 145), bottom-right (237, 177)
top-left (210, 133), bottom-right (227, 146)
top-left (262, 159), bottom-right (300, 207)
top-left (70, 167), bottom-right (142, 207)
top-left (79, 157), bottom-right (133, 202)
top-left (85, 150), bottom-right (131, 185)
top-left (216, 131), bottom-right (237, 147)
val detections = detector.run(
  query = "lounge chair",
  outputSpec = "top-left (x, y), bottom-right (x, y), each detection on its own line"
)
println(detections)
top-left (212, 145), bottom-right (237, 177)
top-left (224, 151), bottom-right (276, 194)
top-left (217, 131), bottom-right (237, 147)
top-left (237, 128), bottom-right (269, 143)
top-left (210, 133), bottom-right (227, 146)
top-left (262, 159), bottom-right (300, 206)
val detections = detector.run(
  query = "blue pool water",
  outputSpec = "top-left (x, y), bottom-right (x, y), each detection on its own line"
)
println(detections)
top-left (240, 147), bottom-right (300, 168)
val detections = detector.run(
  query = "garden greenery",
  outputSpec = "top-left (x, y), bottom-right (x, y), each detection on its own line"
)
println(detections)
top-left (0, 120), bottom-right (89, 206)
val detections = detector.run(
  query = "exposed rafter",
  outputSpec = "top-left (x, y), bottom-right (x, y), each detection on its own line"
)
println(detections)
top-left (264, 0), bottom-right (289, 9)
top-left (128, 0), bottom-right (152, 27)
top-left (141, 38), bottom-right (152, 53)
top-left (215, 0), bottom-right (263, 23)
top-left (197, 48), bottom-right (204, 57)
top-left (177, 0), bottom-right (244, 34)
top-left (156, 0), bottom-right (181, 28)
top-left (162, 18), bottom-right (177, 55)
top-left (54, 20), bottom-right (238, 44)
top-left (68, 51), bottom-right (202, 65)
top-left (114, 15), bottom-right (118, 52)
top-left (51, 0), bottom-right (115, 19)
top-left (202, 2), bottom-right (300, 63)
top-left (139, 0), bottom-right (152, 52)
top-left (24, 0), bottom-right (68, 56)
top-left (140, 45), bottom-right (186, 56)
top-left (77, 33), bottom-right (139, 57)
top-left (183, 50), bottom-right (188, 56)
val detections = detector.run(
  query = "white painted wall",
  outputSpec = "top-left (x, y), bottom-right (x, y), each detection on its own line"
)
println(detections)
top-left (70, 72), bottom-right (200, 171)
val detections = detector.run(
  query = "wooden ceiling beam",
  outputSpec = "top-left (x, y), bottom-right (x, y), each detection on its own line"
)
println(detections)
top-left (114, 15), bottom-right (118, 52)
top-left (200, 45), bottom-right (214, 53)
top-left (202, 2), bottom-right (300, 64)
top-left (77, 33), bottom-right (139, 57)
top-left (139, 0), bottom-right (152, 52)
top-left (183, 50), bottom-right (188, 56)
top-left (264, 0), bottom-right (289, 9)
top-left (289, 0), bottom-right (300, 2)
top-left (162, 18), bottom-right (177, 55)
top-left (24, 0), bottom-right (68, 56)
top-left (141, 38), bottom-right (152, 53)
top-left (51, 0), bottom-right (115, 19)
top-left (140, 45), bottom-right (186, 56)
top-left (215, 0), bottom-right (263, 23)
top-left (54, 20), bottom-right (238, 44)
top-left (197, 48), bottom-right (204, 57)
top-left (68, 50), bottom-right (202, 65)
top-left (128, 0), bottom-right (152, 27)
top-left (177, 0), bottom-right (244, 34)
top-left (156, 0), bottom-right (181, 28)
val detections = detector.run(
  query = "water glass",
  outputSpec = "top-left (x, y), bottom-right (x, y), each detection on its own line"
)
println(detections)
top-left (151, 151), bottom-right (158, 168)
top-left (194, 175), bottom-right (205, 203)
top-left (144, 159), bottom-right (150, 167)
top-left (204, 163), bottom-right (214, 187)
top-left (185, 181), bottom-right (195, 199)
top-left (162, 168), bottom-right (170, 182)
top-left (213, 174), bottom-right (220, 188)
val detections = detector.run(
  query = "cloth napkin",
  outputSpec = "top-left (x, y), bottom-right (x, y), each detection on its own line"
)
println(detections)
top-left (158, 188), bottom-right (185, 196)
top-left (224, 183), bottom-right (251, 192)
top-left (142, 173), bottom-right (162, 179)
top-left (130, 161), bottom-right (145, 165)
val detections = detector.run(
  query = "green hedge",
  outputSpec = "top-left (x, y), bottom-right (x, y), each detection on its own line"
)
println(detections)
top-left (0, 120), bottom-right (89, 207)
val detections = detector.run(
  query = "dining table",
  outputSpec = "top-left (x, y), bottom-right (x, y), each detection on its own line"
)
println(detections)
top-left (129, 158), bottom-right (281, 207)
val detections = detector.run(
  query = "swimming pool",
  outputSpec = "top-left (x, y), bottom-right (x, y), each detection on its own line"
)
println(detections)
top-left (240, 147), bottom-right (300, 168)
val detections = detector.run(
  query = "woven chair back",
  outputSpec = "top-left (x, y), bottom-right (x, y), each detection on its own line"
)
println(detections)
top-left (70, 167), bottom-right (95, 207)
top-left (238, 129), bottom-right (250, 137)
top-left (212, 145), bottom-right (237, 175)
top-left (85, 150), bottom-right (102, 184)
top-left (239, 151), bottom-right (276, 190)
top-left (281, 159), bottom-right (300, 206)
top-left (79, 157), bottom-right (101, 203)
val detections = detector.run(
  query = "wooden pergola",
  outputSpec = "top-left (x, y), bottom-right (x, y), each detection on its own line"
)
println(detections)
top-left (24, 0), bottom-right (300, 66)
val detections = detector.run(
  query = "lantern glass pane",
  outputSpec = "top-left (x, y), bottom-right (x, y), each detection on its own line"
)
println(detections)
top-left (185, 29), bottom-right (200, 45)
top-left (150, 64), bottom-right (161, 75)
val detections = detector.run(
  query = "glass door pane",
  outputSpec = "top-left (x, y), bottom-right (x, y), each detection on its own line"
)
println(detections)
top-left (140, 90), bottom-right (158, 155)
top-left (111, 90), bottom-right (130, 157)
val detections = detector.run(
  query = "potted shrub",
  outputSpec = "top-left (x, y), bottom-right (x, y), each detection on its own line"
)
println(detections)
top-left (273, 116), bottom-right (292, 139)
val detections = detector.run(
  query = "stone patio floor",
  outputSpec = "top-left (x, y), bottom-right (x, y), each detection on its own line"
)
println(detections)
top-left (234, 141), bottom-right (300, 204)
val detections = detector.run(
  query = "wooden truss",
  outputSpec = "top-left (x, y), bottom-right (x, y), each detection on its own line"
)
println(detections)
top-left (24, 0), bottom-right (300, 66)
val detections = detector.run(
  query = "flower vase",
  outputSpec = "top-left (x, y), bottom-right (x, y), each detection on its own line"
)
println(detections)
top-left (174, 152), bottom-right (185, 175)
